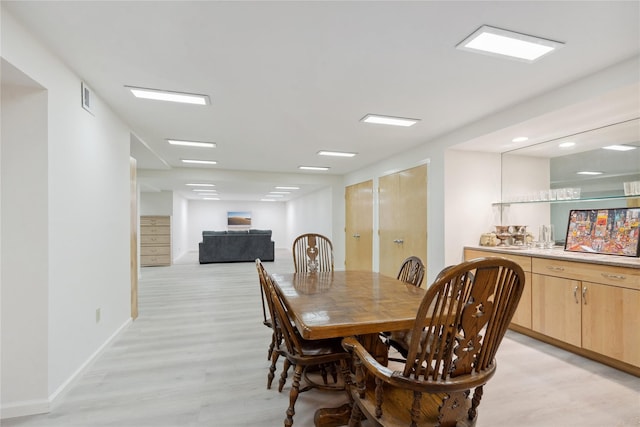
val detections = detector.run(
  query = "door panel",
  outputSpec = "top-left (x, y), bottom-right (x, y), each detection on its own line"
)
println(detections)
top-left (379, 165), bottom-right (427, 278)
top-left (345, 180), bottom-right (373, 271)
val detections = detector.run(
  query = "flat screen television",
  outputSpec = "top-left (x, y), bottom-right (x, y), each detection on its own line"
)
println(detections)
top-left (227, 211), bottom-right (251, 229)
top-left (564, 208), bottom-right (640, 257)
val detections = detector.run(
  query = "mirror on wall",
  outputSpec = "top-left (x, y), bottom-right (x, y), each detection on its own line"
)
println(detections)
top-left (500, 117), bottom-right (640, 244)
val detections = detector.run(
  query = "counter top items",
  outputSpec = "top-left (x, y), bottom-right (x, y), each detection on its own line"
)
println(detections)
top-left (564, 208), bottom-right (640, 257)
top-left (481, 225), bottom-right (533, 247)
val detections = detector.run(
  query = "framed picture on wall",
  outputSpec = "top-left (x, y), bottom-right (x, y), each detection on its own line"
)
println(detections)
top-left (227, 211), bottom-right (251, 230)
top-left (564, 208), bottom-right (640, 257)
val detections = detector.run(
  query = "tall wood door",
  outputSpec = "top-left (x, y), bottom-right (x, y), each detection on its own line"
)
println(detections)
top-left (379, 164), bottom-right (427, 278)
top-left (345, 180), bottom-right (373, 271)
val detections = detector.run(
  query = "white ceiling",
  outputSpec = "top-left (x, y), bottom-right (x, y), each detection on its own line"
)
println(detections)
top-left (4, 1), bottom-right (640, 201)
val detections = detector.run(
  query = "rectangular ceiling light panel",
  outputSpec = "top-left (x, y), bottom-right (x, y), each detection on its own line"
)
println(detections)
top-left (182, 159), bottom-right (217, 165)
top-left (361, 114), bottom-right (419, 127)
top-left (126, 86), bottom-right (210, 105)
top-left (317, 150), bottom-right (357, 157)
top-left (457, 25), bottom-right (563, 62)
top-left (168, 139), bottom-right (216, 148)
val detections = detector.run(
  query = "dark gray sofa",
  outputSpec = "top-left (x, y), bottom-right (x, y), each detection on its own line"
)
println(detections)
top-left (198, 229), bottom-right (275, 264)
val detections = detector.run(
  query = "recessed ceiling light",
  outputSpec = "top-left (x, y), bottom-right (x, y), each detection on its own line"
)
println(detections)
top-left (126, 86), bottom-right (210, 105)
top-left (299, 166), bottom-right (330, 171)
top-left (577, 171), bottom-right (603, 175)
top-left (203, 197), bottom-right (220, 201)
top-left (192, 189), bottom-right (217, 192)
top-left (270, 191), bottom-right (290, 194)
top-left (261, 199), bottom-right (277, 202)
top-left (602, 144), bottom-right (637, 151)
top-left (186, 183), bottom-right (215, 187)
top-left (456, 25), bottom-right (564, 62)
top-left (181, 159), bottom-right (217, 165)
top-left (559, 142), bottom-right (575, 148)
top-left (361, 114), bottom-right (419, 127)
top-left (512, 136), bottom-right (529, 143)
top-left (317, 150), bottom-right (357, 157)
top-left (167, 139), bottom-right (216, 148)
top-left (275, 186), bottom-right (299, 190)
top-left (265, 194), bottom-right (284, 198)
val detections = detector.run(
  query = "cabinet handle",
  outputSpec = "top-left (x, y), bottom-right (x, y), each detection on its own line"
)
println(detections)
top-left (573, 286), bottom-right (579, 304)
top-left (601, 273), bottom-right (626, 280)
top-left (393, 239), bottom-right (404, 244)
top-left (582, 286), bottom-right (587, 305)
top-left (546, 266), bottom-right (565, 272)
top-left (353, 234), bottom-right (360, 239)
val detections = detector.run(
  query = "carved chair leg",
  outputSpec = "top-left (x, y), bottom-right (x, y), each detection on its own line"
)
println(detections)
top-left (330, 363), bottom-right (339, 383)
top-left (279, 359), bottom-right (291, 392)
top-left (468, 385), bottom-right (483, 422)
top-left (348, 401), bottom-right (363, 427)
top-left (320, 364), bottom-right (329, 385)
top-left (410, 390), bottom-right (422, 427)
top-left (268, 350), bottom-right (280, 389)
top-left (285, 364), bottom-right (303, 427)
top-left (268, 333), bottom-right (276, 360)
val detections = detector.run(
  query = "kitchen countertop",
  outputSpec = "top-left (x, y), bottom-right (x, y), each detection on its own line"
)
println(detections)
top-left (465, 245), bottom-right (640, 269)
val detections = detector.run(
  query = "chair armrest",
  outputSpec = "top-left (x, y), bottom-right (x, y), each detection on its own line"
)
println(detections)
top-left (342, 336), bottom-right (395, 383)
top-left (343, 336), bottom-right (496, 394)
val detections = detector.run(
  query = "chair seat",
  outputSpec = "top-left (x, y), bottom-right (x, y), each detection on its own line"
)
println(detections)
top-left (298, 337), bottom-right (345, 358)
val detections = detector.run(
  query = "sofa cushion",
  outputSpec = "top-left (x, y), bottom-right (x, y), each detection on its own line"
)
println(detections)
top-left (202, 230), bottom-right (227, 236)
top-left (249, 229), bottom-right (272, 235)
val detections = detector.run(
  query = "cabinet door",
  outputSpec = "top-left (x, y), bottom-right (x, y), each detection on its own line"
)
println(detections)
top-left (582, 282), bottom-right (640, 367)
top-left (510, 271), bottom-right (532, 329)
top-left (532, 274), bottom-right (581, 347)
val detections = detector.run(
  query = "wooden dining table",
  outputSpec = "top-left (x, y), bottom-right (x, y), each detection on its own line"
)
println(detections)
top-left (269, 270), bottom-right (427, 426)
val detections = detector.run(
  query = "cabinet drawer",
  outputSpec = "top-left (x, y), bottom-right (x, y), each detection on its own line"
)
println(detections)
top-left (532, 258), bottom-right (640, 291)
top-left (140, 216), bottom-right (170, 226)
top-left (464, 249), bottom-right (531, 272)
top-left (140, 245), bottom-right (171, 256)
top-left (141, 255), bottom-right (171, 266)
top-left (141, 234), bottom-right (170, 245)
top-left (141, 225), bottom-right (170, 235)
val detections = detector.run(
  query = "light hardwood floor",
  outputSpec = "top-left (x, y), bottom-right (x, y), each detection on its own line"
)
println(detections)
top-left (3, 250), bottom-right (639, 427)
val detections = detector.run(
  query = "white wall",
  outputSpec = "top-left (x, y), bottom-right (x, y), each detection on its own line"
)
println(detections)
top-left (172, 192), bottom-right (189, 260)
top-left (444, 150), bottom-right (502, 265)
top-left (1, 8), bottom-right (132, 417)
top-left (139, 190), bottom-right (173, 215)
top-left (284, 176), bottom-right (347, 269)
top-left (188, 200), bottom-right (287, 251)
top-left (1, 68), bottom-right (49, 416)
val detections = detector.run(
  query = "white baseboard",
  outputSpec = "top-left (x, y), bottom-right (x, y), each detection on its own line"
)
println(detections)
top-left (0, 399), bottom-right (49, 420)
top-left (0, 317), bottom-right (132, 420)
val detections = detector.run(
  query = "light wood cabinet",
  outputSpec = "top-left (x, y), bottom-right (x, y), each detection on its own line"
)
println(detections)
top-left (581, 281), bottom-right (640, 367)
top-left (140, 215), bottom-right (171, 266)
top-left (465, 246), bottom-right (640, 376)
top-left (531, 273), bottom-right (582, 347)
